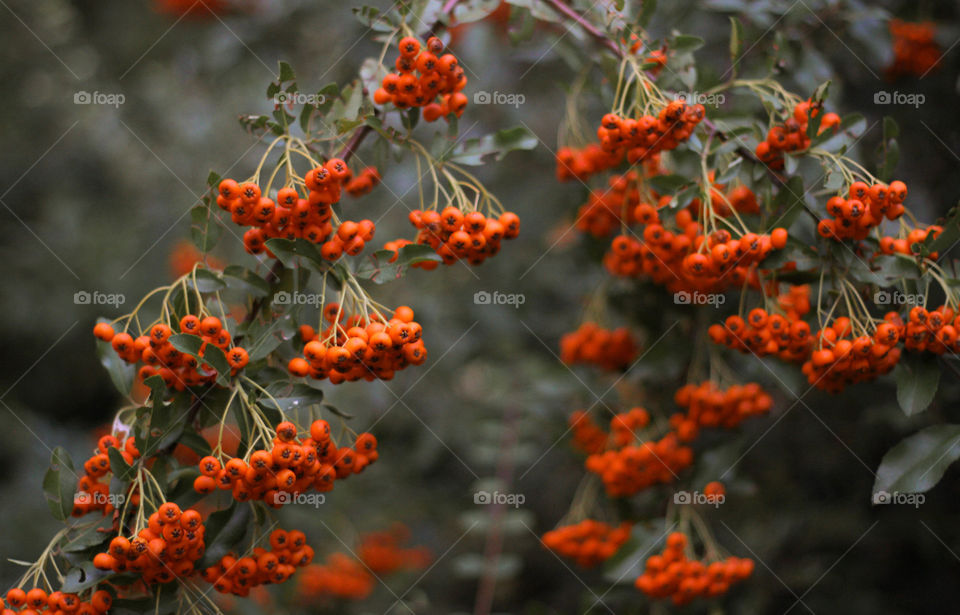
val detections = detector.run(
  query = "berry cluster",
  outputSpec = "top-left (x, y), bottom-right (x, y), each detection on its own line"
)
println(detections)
top-left (203, 529), bottom-right (313, 596)
top-left (605, 212), bottom-right (787, 294)
top-left (900, 305), bottom-right (960, 354)
top-left (585, 432), bottom-right (693, 497)
top-left (297, 553), bottom-right (374, 600)
top-left (193, 420), bottom-right (377, 502)
top-left (217, 166), bottom-right (376, 259)
top-left (287, 305), bottom-right (426, 383)
top-left (569, 410), bottom-right (609, 455)
top-left (819, 180), bottom-right (907, 240)
top-left (802, 316), bottom-right (902, 393)
top-left (755, 100), bottom-right (839, 170)
top-left (541, 520), bottom-right (632, 567)
top-left (556, 143), bottom-right (628, 182)
top-left (94, 316), bottom-right (248, 389)
top-left (74, 434), bottom-right (141, 517)
top-left (93, 503), bottom-right (204, 584)
top-left (407, 208), bottom-right (520, 267)
top-left (671, 382), bottom-right (773, 440)
top-left (887, 19), bottom-right (940, 79)
top-left (344, 167), bottom-right (381, 197)
top-left (356, 524), bottom-right (432, 574)
top-left (709, 308), bottom-right (813, 362)
top-left (634, 532), bottom-right (754, 605)
top-left (610, 407), bottom-right (651, 447)
top-left (3, 588), bottom-right (112, 615)
top-left (373, 36), bottom-right (467, 120)
top-left (595, 101), bottom-right (705, 164)
top-left (560, 322), bottom-right (638, 371)
top-left (878, 223), bottom-right (942, 258)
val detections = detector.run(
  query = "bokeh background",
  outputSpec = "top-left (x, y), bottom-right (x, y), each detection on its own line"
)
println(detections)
top-left (1, 0), bottom-right (960, 612)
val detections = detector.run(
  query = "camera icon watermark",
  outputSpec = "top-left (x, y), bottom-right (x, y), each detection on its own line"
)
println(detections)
top-left (74, 91), bottom-right (126, 108)
top-left (273, 491), bottom-right (326, 507)
top-left (74, 491), bottom-right (125, 507)
top-left (872, 490), bottom-right (924, 508)
top-left (674, 490), bottom-right (724, 508)
top-left (474, 490), bottom-right (525, 508)
top-left (473, 91), bottom-right (525, 108)
top-left (274, 291), bottom-right (323, 306)
top-left (676, 92), bottom-right (726, 108)
top-left (74, 290), bottom-right (126, 307)
top-left (474, 290), bottom-right (525, 308)
top-left (674, 290), bottom-right (725, 307)
top-left (874, 90), bottom-right (925, 108)
top-left (274, 92), bottom-right (326, 106)
top-left (874, 290), bottom-right (924, 306)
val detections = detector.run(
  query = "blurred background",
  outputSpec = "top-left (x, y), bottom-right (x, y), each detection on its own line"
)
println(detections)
top-left (1, 0), bottom-right (960, 613)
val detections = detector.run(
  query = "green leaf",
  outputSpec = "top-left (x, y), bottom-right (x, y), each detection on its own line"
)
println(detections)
top-left (894, 352), bottom-right (941, 416)
top-left (353, 244), bottom-right (441, 283)
top-left (352, 5), bottom-right (395, 31)
top-left (43, 447), bottom-right (76, 521)
top-left (107, 447), bottom-right (137, 482)
top-left (199, 504), bottom-right (251, 568)
top-left (925, 205), bottom-right (960, 254)
top-left (648, 174), bottom-right (691, 195)
top-left (190, 203), bottom-right (223, 254)
top-left (185, 268), bottom-right (227, 293)
top-left (264, 238), bottom-right (329, 273)
top-left (278, 61), bottom-right (296, 83)
top-left (96, 320), bottom-right (135, 397)
top-left (446, 126), bottom-right (538, 166)
top-left (874, 424), bottom-right (960, 497)
top-left (637, 0), bottom-right (657, 28)
top-left (169, 334), bottom-right (232, 386)
top-left (728, 17), bottom-right (743, 74)
top-left (261, 383), bottom-right (325, 412)
top-left (61, 560), bottom-right (113, 593)
top-left (222, 266), bottom-right (270, 298)
top-left (671, 34), bottom-right (704, 54)
top-left (62, 521), bottom-right (113, 553)
top-left (453, 0), bottom-right (501, 23)
top-left (178, 428), bottom-right (213, 457)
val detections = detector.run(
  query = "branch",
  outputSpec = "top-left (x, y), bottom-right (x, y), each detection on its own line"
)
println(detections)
top-left (542, 0), bottom-right (621, 57)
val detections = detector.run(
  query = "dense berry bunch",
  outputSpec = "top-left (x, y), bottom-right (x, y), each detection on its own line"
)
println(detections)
top-left (344, 167), bottom-right (381, 197)
top-left (634, 532), bottom-right (754, 605)
top-left (193, 420), bottom-right (377, 502)
top-left (585, 432), bottom-right (693, 497)
top-left (356, 524), bottom-right (432, 574)
top-left (542, 520), bottom-right (632, 567)
top-left (595, 101), bottom-right (705, 164)
top-left (569, 410), bottom-right (609, 454)
top-left (605, 210), bottom-right (788, 294)
top-left (217, 163), bottom-right (376, 259)
top-left (297, 553), bottom-right (374, 600)
top-left (878, 223), bottom-right (942, 258)
top-left (900, 305), bottom-right (960, 354)
top-left (287, 305), bottom-right (426, 383)
top-left (373, 36), bottom-right (467, 120)
top-left (887, 19), bottom-right (940, 79)
top-left (709, 308), bottom-right (813, 362)
top-left (755, 100), bottom-right (839, 170)
top-left (802, 316), bottom-right (902, 393)
top-left (3, 588), bottom-right (112, 615)
top-left (74, 434), bottom-right (142, 516)
top-left (671, 382), bottom-right (773, 440)
top-left (609, 407), bottom-right (652, 447)
top-left (93, 503), bottom-right (205, 583)
top-left (555, 143), bottom-right (629, 182)
top-left (406, 208), bottom-right (520, 267)
top-left (560, 322), bottom-right (638, 371)
top-left (819, 180), bottom-right (907, 240)
top-left (94, 316), bottom-right (248, 389)
top-left (203, 529), bottom-right (313, 595)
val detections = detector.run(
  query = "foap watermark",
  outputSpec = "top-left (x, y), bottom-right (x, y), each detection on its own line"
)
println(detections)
top-left (274, 291), bottom-right (323, 306)
top-left (74, 290), bottom-right (126, 307)
top-left (473, 91), bottom-right (525, 108)
top-left (273, 491), bottom-right (326, 507)
top-left (274, 92), bottom-right (326, 106)
top-left (674, 490), bottom-right (725, 508)
top-left (674, 290), bottom-right (725, 307)
top-left (74, 491), bottom-right (125, 507)
top-left (474, 290), bottom-right (525, 308)
top-left (874, 290), bottom-right (924, 305)
top-left (676, 91), bottom-right (726, 108)
top-left (872, 490), bottom-right (924, 508)
top-left (474, 490), bottom-right (525, 508)
top-left (74, 91), bottom-right (125, 108)
top-left (874, 90), bottom-right (925, 108)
